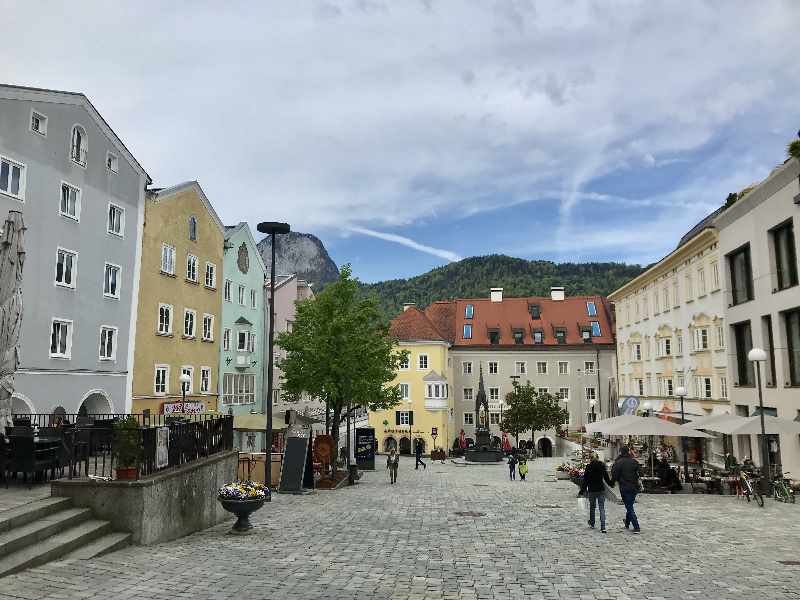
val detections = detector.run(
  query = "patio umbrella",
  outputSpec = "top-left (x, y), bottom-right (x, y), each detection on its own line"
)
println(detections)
top-left (592, 416), bottom-right (713, 438)
top-left (703, 415), bottom-right (800, 436)
top-left (584, 415), bottom-right (642, 434)
top-left (683, 413), bottom-right (735, 429)
top-left (0, 211), bottom-right (25, 429)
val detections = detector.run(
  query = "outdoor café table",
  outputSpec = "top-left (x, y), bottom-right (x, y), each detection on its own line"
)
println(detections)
top-left (640, 476), bottom-right (660, 492)
top-left (694, 475), bottom-right (723, 494)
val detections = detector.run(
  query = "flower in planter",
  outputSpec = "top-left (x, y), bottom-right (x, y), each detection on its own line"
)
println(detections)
top-left (218, 481), bottom-right (270, 501)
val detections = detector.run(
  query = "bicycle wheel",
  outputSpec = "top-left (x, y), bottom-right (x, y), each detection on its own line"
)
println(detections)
top-left (754, 490), bottom-right (764, 507)
top-left (790, 491), bottom-right (796, 504)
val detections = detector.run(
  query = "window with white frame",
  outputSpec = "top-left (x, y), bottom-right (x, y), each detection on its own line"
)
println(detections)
top-left (418, 354), bottom-right (428, 370)
top-left (106, 151), bottom-right (119, 173)
top-left (157, 303), bottom-right (172, 335)
top-left (662, 287), bottom-right (670, 311)
top-left (250, 289), bottom-right (257, 309)
top-left (538, 387), bottom-right (549, 395)
top-left (181, 366), bottom-right (194, 394)
top-left (248, 332), bottom-right (256, 353)
top-left (103, 263), bottom-right (120, 298)
top-left (426, 383), bottom-right (448, 398)
top-left (676, 334), bottom-right (683, 355)
top-left (711, 261), bottom-right (720, 290)
top-left (654, 290), bottom-right (660, 314)
top-left (238, 285), bottom-right (246, 305)
top-left (99, 326), bottom-right (116, 361)
top-left (107, 204), bottom-right (124, 236)
top-left (489, 412), bottom-right (501, 425)
top-left (204, 262), bottom-right (216, 288)
top-left (55, 248), bottom-right (77, 288)
top-left (70, 126), bottom-right (87, 166)
top-left (224, 279), bottom-right (232, 302)
top-left (719, 376), bottom-right (728, 399)
top-left (188, 216), bottom-right (197, 242)
top-left (200, 367), bottom-right (211, 393)
top-left (237, 330), bottom-right (250, 352)
top-left (536, 361), bottom-right (547, 374)
top-left (585, 387), bottom-right (597, 401)
top-left (222, 373), bottom-right (253, 405)
top-left (186, 254), bottom-right (198, 282)
top-left (695, 376), bottom-right (712, 398)
top-left (489, 387), bottom-right (499, 401)
top-left (399, 355), bottom-right (409, 370)
top-left (515, 361), bottom-right (526, 375)
top-left (30, 111), bottom-right (47, 136)
top-left (0, 155), bottom-right (26, 200)
top-left (60, 182), bottom-right (80, 220)
top-left (49, 319), bottom-right (72, 358)
top-left (463, 413), bottom-right (474, 425)
top-left (183, 309), bottom-right (196, 338)
top-left (462, 361), bottom-right (472, 375)
top-left (584, 361), bottom-right (595, 374)
top-left (698, 266), bottom-right (706, 296)
top-left (202, 314), bottom-right (214, 341)
top-left (161, 244), bottom-right (175, 275)
top-left (716, 325), bottom-right (724, 348)
top-left (693, 327), bottom-right (709, 351)
top-left (399, 383), bottom-right (409, 400)
top-left (633, 343), bottom-right (642, 361)
top-left (659, 337), bottom-right (672, 357)
top-left (635, 379), bottom-right (644, 395)
top-left (558, 361), bottom-right (569, 375)
top-left (154, 365), bottom-right (169, 395)
top-left (685, 271), bottom-right (693, 301)
top-left (557, 387), bottom-right (570, 400)
top-left (223, 328), bottom-right (231, 351)
top-left (463, 388), bottom-right (473, 401)
top-left (488, 362), bottom-right (498, 374)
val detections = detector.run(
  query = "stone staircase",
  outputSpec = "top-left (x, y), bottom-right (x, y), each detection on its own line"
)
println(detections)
top-left (0, 497), bottom-right (130, 578)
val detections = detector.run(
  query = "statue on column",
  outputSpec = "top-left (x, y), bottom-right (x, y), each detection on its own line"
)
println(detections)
top-left (0, 211), bottom-right (25, 428)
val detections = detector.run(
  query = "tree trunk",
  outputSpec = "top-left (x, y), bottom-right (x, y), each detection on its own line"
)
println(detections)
top-left (325, 399), bottom-right (330, 436)
top-left (331, 404), bottom-right (342, 478)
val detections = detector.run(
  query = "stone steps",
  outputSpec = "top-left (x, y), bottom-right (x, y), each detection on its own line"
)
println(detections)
top-left (0, 497), bottom-right (130, 578)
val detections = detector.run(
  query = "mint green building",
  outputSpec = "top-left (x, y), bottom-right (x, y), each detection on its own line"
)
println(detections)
top-left (220, 223), bottom-right (267, 450)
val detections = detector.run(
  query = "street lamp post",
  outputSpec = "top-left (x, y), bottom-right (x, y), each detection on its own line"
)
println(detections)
top-left (675, 386), bottom-right (690, 483)
top-left (748, 347), bottom-right (770, 492)
top-left (256, 221), bottom-right (291, 495)
top-left (179, 372), bottom-right (192, 415)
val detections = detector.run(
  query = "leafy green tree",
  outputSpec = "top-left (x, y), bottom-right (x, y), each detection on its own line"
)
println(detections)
top-left (500, 380), bottom-right (569, 446)
top-left (276, 265), bottom-right (407, 471)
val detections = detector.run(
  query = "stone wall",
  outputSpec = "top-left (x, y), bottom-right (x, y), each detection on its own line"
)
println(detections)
top-left (51, 450), bottom-right (237, 545)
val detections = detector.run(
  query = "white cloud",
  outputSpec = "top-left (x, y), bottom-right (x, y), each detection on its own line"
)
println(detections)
top-left (348, 227), bottom-right (462, 262)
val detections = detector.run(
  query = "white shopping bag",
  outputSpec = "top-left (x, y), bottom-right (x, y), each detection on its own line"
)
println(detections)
top-left (604, 481), bottom-right (620, 504)
top-left (577, 497), bottom-right (589, 513)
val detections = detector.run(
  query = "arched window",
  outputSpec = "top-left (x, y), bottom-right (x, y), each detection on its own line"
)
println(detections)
top-left (188, 216), bottom-right (197, 241)
top-left (70, 125), bottom-right (87, 166)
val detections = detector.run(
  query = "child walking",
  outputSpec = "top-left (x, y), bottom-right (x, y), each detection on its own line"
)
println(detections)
top-left (507, 453), bottom-right (518, 480)
top-left (518, 458), bottom-right (528, 481)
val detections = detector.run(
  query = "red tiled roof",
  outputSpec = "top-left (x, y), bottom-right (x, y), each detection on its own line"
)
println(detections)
top-left (389, 307), bottom-right (447, 342)
top-left (425, 301), bottom-right (456, 343)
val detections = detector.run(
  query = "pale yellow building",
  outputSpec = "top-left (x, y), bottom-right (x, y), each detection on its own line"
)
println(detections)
top-left (131, 182), bottom-right (224, 415)
top-left (369, 304), bottom-right (454, 455)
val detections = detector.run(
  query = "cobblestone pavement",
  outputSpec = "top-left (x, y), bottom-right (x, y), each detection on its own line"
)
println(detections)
top-left (2, 457), bottom-right (799, 599)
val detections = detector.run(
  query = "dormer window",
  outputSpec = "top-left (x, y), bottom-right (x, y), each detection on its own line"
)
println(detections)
top-left (465, 304), bottom-right (474, 319)
top-left (513, 329), bottom-right (524, 345)
top-left (581, 328), bottom-right (593, 344)
top-left (70, 125), bottom-right (87, 166)
top-left (590, 321), bottom-right (602, 337)
top-left (488, 329), bottom-right (500, 345)
top-left (587, 301), bottom-right (597, 316)
top-left (533, 329), bottom-right (544, 344)
top-left (528, 303), bottom-right (541, 319)
top-left (463, 324), bottom-right (472, 339)
top-left (188, 216), bottom-right (197, 241)
top-left (555, 328), bottom-right (567, 344)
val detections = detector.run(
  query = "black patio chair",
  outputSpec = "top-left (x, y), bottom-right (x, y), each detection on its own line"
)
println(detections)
top-left (12, 418), bottom-right (31, 428)
top-left (0, 435), bottom-right (8, 488)
top-left (9, 436), bottom-right (55, 485)
top-left (9, 426), bottom-right (33, 437)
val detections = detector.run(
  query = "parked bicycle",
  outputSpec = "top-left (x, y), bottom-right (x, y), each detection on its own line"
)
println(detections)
top-left (739, 470), bottom-right (764, 507)
top-left (772, 472), bottom-right (796, 504)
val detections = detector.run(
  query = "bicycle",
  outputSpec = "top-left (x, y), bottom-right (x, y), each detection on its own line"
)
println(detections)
top-left (772, 472), bottom-right (796, 504)
top-left (739, 470), bottom-right (764, 507)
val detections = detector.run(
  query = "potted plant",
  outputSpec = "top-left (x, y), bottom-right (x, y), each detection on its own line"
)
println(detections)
top-left (113, 415), bottom-right (142, 480)
top-left (555, 463), bottom-right (571, 479)
top-left (217, 481), bottom-right (270, 534)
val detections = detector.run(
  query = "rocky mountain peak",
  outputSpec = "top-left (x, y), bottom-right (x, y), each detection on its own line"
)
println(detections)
top-left (256, 231), bottom-right (339, 290)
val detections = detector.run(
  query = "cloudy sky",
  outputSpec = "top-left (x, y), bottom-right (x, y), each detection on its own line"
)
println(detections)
top-left (6, 1), bottom-right (800, 281)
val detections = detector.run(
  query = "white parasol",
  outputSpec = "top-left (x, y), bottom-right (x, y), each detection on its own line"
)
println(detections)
top-left (588, 415), bottom-right (713, 437)
top-left (0, 211), bottom-right (25, 428)
top-left (698, 415), bottom-right (800, 436)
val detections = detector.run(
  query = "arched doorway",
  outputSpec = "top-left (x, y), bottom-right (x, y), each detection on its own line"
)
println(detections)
top-left (399, 437), bottom-right (411, 455)
top-left (537, 437), bottom-right (553, 457)
top-left (11, 394), bottom-right (34, 415)
top-left (384, 436), bottom-right (397, 452)
top-left (79, 390), bottom-right (113, 416)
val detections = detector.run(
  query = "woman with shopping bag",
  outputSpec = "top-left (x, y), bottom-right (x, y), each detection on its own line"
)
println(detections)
top-left (581, 453), bottom-right (614, 533)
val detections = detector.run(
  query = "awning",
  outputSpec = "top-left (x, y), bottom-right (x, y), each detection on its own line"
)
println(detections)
top-left (587, 415), bottom-right (712, 437)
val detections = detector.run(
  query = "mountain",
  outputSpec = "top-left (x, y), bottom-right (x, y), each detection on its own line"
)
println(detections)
top-left (361, 255), bottom-right (644, 319)
top-left (256, 232), bottom-right (340, 289)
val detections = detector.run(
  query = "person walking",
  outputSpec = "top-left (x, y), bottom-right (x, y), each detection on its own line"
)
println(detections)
top-left (387, 448), bottom-right (399, 484)
top-left (611, 446), bottom-right (642, 534)
top-left (414, 439), bottom-right (426, 470)
top-left (582, 453), bottom-right (614, 533)
top-left (518, 458), bottom-right (528, 481)
top-left (507, 452), bottom-right (518, 480)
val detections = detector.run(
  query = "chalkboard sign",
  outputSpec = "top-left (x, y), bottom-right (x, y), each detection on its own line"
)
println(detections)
top-left (279, 436), bottom-right (310, 493)
top-left (355, 427), bottom-right (375, 470)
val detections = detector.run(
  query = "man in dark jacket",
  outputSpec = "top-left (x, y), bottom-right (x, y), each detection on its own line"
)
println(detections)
top-left (581, 454), bottom-right (614, 532)
top-left (611, 446), bottom-right (642, 533)
top-left (415, 439), bottom-right (426, 470)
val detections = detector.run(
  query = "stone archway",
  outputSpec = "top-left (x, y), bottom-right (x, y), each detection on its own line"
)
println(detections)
top-left (11, 393), bottom-right (34, 415)
top-left (399, 436), bottom-right (411, 455)
top-left (537, 436), bottom-right (553, 457)
top-left (79, 390), bottom-right (113, 416)
top-left (383, 436), bottom-right (397, 452)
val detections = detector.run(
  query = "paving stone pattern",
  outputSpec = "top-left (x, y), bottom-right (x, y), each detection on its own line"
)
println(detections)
top-left (1, 457), bottom-right (799, 599)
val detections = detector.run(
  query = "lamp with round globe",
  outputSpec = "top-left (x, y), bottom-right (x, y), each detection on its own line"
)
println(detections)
top-left (675, 386), bottom-right (690, 482)
top-left (748, 347), bottom-right (771, 489)
top-left (178, 372), bottom-right (192, 414)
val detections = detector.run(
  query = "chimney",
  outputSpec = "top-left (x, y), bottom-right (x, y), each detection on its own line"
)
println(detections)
top-left (403, 302), bottom-right (416, 312)
top-left (490, 288), bottom-right (503, 303)
top-left (550, 286), bottom-right (565, 301)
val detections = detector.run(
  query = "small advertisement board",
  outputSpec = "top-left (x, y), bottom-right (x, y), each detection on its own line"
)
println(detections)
top-left (355, 427), bottom-right (375, 470)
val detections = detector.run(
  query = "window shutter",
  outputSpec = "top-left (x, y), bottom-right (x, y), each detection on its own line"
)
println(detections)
top-left (409, 411), bottom-right (414, 426)
top-left (395, 411), bottom-right (400, 425)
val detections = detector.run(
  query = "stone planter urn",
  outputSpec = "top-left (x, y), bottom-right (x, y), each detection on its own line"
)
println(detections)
top-left (218, 497), bottom-right (266, 534)
top-left (556, 471), bottom-right (570, 480)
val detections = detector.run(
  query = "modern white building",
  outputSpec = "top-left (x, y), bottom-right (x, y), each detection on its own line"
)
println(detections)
top-left (0, 85), bottom-right (150, 416)
top-left (714, 157), bottom-right (800, 476)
